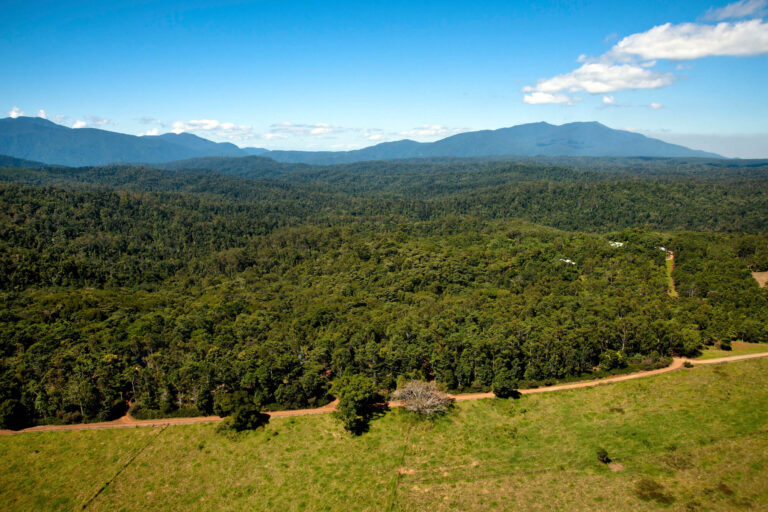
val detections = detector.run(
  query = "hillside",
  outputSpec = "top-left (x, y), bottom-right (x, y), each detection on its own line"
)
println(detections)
top-left (2, 158), bottom-right (767, 429)
top-left (0, 117), bottom-right (720, 167)
top-left (2, 359), bottom-right (767, 510)
top-left (0, 117), bottom-right (265, 166)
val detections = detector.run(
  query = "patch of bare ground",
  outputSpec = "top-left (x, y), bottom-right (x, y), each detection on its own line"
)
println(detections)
top-left (752, 271), bottom-right (768, 288)
top-left (608, 462), bottom-right (624, 472)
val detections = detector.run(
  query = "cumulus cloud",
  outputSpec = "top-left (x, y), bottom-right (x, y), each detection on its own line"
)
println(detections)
top-left (37, 109), bottom-right (48, 119)
top-left (650, 102), bottom-right (663, 109)
top-left (171, 119), bottom-right (253, 141)
top-left (603, 95), bottom-right (615, 104)
top-left (72, 120), bottom-right (87, 128)
top-left (140, 128), bottom-right (161, 136)
top-left (524, 62), bottom-right (674, 95)
top-left (612, 19), bottom-right (768, 60)
top-left (8, 106), bottom-right (24, 118)
top-left (522, 5), bottom-right (768, 104)
top-left (523, 91), bottom-right (576, 104)
top-left (703, 0), bottom-right (766, 21)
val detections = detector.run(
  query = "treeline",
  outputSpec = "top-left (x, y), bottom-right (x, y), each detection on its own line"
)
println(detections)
top-left (0, 159), bottom-right (767, 429)
top-left (3, 161), bottom-right (768, 233)
top-left (671, 233), bottom-right (768, 344)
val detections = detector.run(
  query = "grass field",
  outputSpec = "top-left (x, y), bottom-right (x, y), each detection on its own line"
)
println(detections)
top-left (696, 341), bottom-right (768, 360)
top-left (2, 359), bottom-right (767, 511)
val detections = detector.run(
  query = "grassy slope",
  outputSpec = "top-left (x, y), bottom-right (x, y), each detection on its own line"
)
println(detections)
top-left (696, 341), bottom-right (768, 360)
top-left (1, 359), bottom-right (767, 511)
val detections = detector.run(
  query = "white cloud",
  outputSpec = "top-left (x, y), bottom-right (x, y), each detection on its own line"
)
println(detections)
top-left (522, 91), bottom-right (576, 104)
top-left (650, 102), bottom-right (663, 109)
top-left (603, 95), bottom-right (616, 104)
top-left (310, 123), bottom-right (336, 135)
top-left (522, 8), bottom-right (768, 104)
top-left (72, 120), bottom-right (87, 128)
top-left (8, 106), bottom-right (24, 118)
top-left (171, 119), bottom-right (253, 141)
top-left (703, 0), bottom-right (766, 21)
top-left (265, 122), bottom-right (347, 138)
top-left (612, 19), bottom-right (768, 60)
top-left (37, 109), bottom-right (48, 119)
top-left (139, 128), bottom-right (160, 136)
top-left (524, 62), bottom-right (674, 95)
top-left (398, 124), bottom-right (468, 138)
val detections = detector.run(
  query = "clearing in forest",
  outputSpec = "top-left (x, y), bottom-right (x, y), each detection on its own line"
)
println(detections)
top-left (666, 250), bottom-right (678, 297)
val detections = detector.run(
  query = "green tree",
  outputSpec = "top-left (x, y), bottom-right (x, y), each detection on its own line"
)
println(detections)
top-left (332, 375), bottom-right (380, 435)
top-left (492, 369), bottom-right (520, 398)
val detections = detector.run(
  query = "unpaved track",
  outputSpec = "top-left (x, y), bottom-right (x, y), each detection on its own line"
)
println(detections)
top-left (3, 353), bottom-right (767, 436)
top-left (666, 250), bottom-right (678, 297)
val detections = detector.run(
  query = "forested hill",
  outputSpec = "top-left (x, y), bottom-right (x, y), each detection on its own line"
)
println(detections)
top-left (0, 158), bottom-right (766, 429)
top-left (2, 159), bottom-right (768, 232)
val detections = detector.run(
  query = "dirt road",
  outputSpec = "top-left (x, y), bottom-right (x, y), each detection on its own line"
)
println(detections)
top-left (666, 250), bottom-right (678, 297)
top-left (3, 352), bottom-right (767, 436)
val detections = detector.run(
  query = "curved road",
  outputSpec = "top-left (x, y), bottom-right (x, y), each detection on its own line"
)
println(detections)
top-left (2, 352), bottom-right (767, 436)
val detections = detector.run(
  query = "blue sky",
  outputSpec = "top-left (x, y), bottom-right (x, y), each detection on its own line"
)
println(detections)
top-left (2, 0), bottom-right (767, 156)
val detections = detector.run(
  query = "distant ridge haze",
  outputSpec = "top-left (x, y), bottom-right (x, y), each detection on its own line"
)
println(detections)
top-left (0, 116), bottom-right (721, 167)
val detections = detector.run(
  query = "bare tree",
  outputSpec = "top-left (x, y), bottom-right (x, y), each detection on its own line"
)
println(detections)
top-left (391, 381), bottom-right (453, 416)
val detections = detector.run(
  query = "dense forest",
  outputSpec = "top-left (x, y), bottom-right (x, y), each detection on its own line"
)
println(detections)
top-left (1, 158), bottom-right (766, 428)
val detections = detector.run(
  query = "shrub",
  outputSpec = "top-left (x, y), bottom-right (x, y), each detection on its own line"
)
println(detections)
top-left (596, 448), bottom-right (610, 463)
top-left (332, 374), bottom-right (381, 435)
top-left (213, 390), bottom-right (269, 432)
top-left (230, 402), bottom-right (269, 431)
top-left (599, 350), bottom-right (627, 371)
top-left (492, 369), bottom-right (520, 398)
top-left (714, 340), bottom-right (732, 351)
top-left (683, 361), bottom-right (693, 368)
top-left (213, 390), bottom-right (250, 417)
top-left (391, 380), bottom-right (453, 416)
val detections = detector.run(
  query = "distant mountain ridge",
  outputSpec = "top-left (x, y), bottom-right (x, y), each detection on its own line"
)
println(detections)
top-left (0, 117), bottom-right (269, 166)
top-left (0, 117), bottom-right (721, 166)
top-left (263, 122), bottom-right (721, 164)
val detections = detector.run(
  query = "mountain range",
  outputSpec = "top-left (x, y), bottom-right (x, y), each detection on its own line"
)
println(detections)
top-left (0, 116), bottom-right (721, 167)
